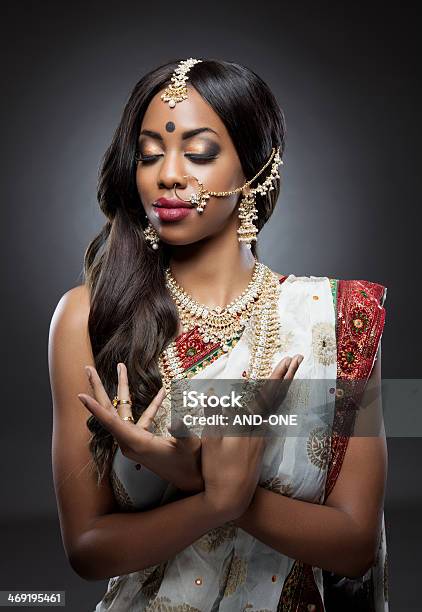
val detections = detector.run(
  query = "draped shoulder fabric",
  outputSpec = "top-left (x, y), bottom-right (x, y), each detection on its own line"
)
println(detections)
top-left (94, 275), bottom-right (388, 612)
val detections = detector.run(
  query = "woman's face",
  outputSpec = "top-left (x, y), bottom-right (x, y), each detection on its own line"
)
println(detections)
top-left (136, 85), bottom-right (247, 246)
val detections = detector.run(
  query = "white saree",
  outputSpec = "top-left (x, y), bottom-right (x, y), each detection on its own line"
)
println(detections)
top-left (94, 273), bottom-right (388, 612)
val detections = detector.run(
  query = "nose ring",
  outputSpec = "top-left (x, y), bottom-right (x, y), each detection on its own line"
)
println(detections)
top-left (173, 175), bottom-right (210, 214)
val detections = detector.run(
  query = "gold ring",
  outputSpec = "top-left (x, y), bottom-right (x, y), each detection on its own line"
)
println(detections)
top-left (120, 415), bottom-right (134, 422)
top-left (112, 396), bottom-right (132, 408)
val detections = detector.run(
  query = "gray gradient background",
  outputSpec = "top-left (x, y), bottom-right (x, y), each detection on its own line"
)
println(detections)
top-left (1, 1), bottom-right (421, 610)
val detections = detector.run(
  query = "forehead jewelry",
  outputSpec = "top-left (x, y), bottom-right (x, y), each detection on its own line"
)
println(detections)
top-left (161, 58), bottom-right (202, 108)
top-left (173, 147), bottom-right (283, 213)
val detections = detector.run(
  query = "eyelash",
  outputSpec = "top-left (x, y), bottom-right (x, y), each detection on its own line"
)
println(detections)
top-left (135, 153), bottom-right (218, 165)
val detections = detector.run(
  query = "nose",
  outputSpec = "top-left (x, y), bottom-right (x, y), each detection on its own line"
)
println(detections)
top-left (157, 151), bottom-right (188, 193)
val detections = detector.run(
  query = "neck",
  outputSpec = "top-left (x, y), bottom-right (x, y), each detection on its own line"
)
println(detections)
top-left (167, 228), bottom-right (257, 310)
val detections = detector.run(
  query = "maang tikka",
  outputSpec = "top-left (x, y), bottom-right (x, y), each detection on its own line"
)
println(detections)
top-left (141, 57), bottom-right (284, 250)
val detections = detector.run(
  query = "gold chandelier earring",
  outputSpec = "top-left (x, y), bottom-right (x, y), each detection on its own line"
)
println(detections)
top-left (237, 188), bottom-right (259, 249)
top-left (143, 216), bottom-right (160, 250)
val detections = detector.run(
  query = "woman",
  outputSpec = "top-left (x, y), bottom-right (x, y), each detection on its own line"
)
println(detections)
top-left (49, 58), bottom-right (388, 611)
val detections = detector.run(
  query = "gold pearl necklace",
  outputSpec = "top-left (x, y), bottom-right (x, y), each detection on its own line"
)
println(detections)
top-left (245, 268), bottom-right (282, 378)
top-left (154, 264), bottom-right (283, 436)
top-left (164, 260), bottom-right (267, 352)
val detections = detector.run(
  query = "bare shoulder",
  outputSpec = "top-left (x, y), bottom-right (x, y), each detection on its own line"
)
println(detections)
top-left (54, 284), bottom-right (90, 316)
top-left (64, 283), bottom-right (91, 305)
top-left (50, 284), bottom-right (91, 332)
top-left (48, 284), bottom-right (93, 370)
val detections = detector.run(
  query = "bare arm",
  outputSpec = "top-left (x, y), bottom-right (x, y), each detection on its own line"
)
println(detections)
top-left (49, 286), bottom-right (229, 581)
top-left (73, 490), bottom-right (226, 581)
top-left (232, 350), bottom-right (387, 578)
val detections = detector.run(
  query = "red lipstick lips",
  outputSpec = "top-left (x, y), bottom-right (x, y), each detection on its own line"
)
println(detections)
top-left (153, 197), bottom-right (193, 209)
top-left (153, 197), bottom-right (194, 221)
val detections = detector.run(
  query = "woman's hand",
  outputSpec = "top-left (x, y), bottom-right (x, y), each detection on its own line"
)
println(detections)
top-left (200, 354), bottom-right (304, 522)
top-left (77, 363), bottom-right (204, 493)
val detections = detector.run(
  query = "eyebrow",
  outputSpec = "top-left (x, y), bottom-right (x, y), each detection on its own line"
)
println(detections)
top-left (139, 127), bottom-right (219, 142)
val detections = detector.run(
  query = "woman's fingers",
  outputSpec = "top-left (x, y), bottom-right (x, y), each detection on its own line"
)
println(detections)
top-left (253, 356), bottom-right (292, 412)
top-left (136, 387), bottom-right (167, 430)
top-left (85, 365), bottom-right (113, 410)
top-left (77, 392), bottom-right (118, 428)
top-left (269, 356), bottom-right (292, 379)
top-left (268, 354), bottom-right (304, 379)
top-left (79, 364), bottom-right (138, 445)
top-left (256, 354), bottom-right (304, 415)
top-left (116, 362), bottom-right (133, 420)
top-left (78, 391), bottom-right (145, 453)
top-left (284, 354), bottom-right (304, 379)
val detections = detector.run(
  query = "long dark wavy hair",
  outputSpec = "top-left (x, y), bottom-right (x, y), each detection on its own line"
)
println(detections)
top-left (83, 58), bottom-right (286, 484)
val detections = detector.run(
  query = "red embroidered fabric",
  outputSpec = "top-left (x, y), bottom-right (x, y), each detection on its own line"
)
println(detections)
top-left (278, 277), bottom-right (387, 611)
top-left (325, 279), bottom-right (387, 499)
top-left (171, 326), bottom-right (220, 370)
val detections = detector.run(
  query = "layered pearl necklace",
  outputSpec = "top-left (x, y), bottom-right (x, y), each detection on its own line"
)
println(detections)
top-left (156, 262), bottom-right (282, 415)
top-left (164, 260), bottom-right (268, 352)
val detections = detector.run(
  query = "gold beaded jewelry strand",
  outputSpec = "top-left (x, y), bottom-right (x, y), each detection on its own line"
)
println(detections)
top-left (153, 267), bottom-right (283, 436)
top-left (165, 260), bottom-right (268, 351)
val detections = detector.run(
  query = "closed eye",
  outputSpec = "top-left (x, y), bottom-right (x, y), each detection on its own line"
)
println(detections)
top-left (186, 154), bottom-right (218, 164)
top-left (135, 154), bottom-right (161, 163)
top-left (135, 153), bottom-right (218, 164)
